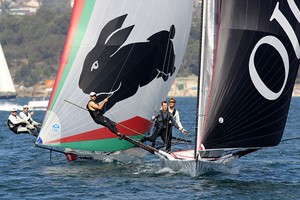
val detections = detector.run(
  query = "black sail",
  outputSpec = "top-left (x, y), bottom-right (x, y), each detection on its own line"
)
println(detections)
top-left (201, 0), bottom-right (300, 149)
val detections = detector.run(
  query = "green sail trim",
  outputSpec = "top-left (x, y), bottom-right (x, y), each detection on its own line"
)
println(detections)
top-left (50, 0), bottom-right (96, 111)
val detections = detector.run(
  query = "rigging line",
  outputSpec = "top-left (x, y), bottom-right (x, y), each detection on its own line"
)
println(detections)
top-left (154, 26), bottom-right (175, 111)
top-left (281, 136), bottom-right (300, 142)
top-left (63, 99), bottom-right (145, 135)
top-left (95, 82), bottom-right (122, 99)
top-left (108, 43), bottom-right (136, 96)
top-left (64, 99), bottom-right (88, 111)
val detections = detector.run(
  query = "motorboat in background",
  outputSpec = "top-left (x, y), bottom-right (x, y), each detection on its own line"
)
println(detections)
top-left (28, 80), bottom-right (53, 110)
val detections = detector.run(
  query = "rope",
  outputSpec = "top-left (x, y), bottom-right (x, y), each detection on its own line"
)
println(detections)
top-left (281, 136), bottom-right (300, 142)
top-left (64, 99), bottom-right (145, 135)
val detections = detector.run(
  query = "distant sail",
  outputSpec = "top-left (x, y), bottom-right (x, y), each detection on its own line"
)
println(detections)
top-left (0, 44), bottom-right (17, 99)
top-left (200, 0), bottom-right (300, 149)
top-left (37, 0), bottom-right (194, 152)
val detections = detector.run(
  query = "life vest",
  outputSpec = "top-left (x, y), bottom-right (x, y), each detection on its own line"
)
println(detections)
top-left (171, 108), bottom-right (177, 116)
top-left (168, 108), bottom-right (176, 125)
top-left (7, 119), bottom-right (18, 133)
top-left (86, 100), bottom-right (103, 121)
top-left (23, 112), bottom-right (33, 123)
top-left (155, 110), bottom-right (171, 129)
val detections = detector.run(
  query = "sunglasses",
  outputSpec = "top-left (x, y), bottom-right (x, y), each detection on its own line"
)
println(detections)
top-left (169, 101), bottom-right (175, 103)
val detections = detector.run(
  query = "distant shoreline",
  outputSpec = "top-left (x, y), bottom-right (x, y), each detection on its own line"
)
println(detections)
top-left (14, 79), bottom-right (300, 98)
top-left (168, 76), bottom-right (300, 97)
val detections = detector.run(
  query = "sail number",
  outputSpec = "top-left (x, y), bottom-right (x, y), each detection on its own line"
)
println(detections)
top-left (249, 0), bottom-right (300, 100)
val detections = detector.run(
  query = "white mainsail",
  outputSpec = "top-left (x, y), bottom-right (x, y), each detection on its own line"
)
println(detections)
top-left (0, 44), bottom-right (16, 95)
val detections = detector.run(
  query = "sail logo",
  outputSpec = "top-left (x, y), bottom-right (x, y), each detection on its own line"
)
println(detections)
top-left (79, 14), bottom-right (176, 111)
top-left (52, 123), bottom-right (61, 133)
top-left (249, 0), bottom-right (300, 100)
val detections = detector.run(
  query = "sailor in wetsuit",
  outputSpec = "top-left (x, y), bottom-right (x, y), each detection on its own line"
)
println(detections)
top-left (140, 101), bottom-right (186, 152)
top-left (86, 92), bottom-right (122, 137)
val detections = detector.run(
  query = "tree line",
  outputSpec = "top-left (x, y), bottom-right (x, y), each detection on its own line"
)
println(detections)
top-left (0, 0), bottom-right (71, 86)
top-left (0, 1), bottom-right (202, 87)
top-left (0, 1), bottom-right (298, 87)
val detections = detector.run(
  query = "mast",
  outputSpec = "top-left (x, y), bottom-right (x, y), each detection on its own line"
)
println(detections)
top-left (195, 0), bottom-right (218, 158)
top-left (195, 0), bottom-right (205, 158)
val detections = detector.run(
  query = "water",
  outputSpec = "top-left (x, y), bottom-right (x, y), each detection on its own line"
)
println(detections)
top-left (0, 97), bottom-right (299, 199)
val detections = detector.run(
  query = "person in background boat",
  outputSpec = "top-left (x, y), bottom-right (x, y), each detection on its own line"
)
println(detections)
top-left (168, 97), bottom-right (188, 143)
top-left (7, 108), bottom-right (38, 137)
top-left (87, 92), bottom-right (122, 138)
top-left (140, 101), bottom-right (186, 152)
top-left (19, 105), bottom-right (41, 131)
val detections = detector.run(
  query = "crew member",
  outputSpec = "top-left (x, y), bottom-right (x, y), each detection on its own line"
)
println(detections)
top-left (86, 92), bottom-right (122, 137)
top-left (7, 108), bottom-right (38, 137)
top-left (19, 105), bottom-right (41, 131)
top-left (140, 101), bottom-right (187, 152)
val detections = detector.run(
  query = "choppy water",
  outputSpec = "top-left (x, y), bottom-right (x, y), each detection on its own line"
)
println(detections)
top-left (0, 97), bottom-right (299, 200)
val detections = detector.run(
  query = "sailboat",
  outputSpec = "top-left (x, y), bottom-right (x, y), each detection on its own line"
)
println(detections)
top-left (0, 44), bottom-right (17, 99)
top-left (151, 0), bottom-right (300, 176)
top-left (35, 0), bottom-right (194, 161)
top-left (28, 80), bottom-right (54, 111)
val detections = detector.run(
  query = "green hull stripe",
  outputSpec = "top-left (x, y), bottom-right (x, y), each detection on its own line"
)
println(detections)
top-left (48, 135), bottom-right (143, 152)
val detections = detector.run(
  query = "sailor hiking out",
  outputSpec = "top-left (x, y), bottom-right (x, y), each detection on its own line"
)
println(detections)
top-left (86, 92), bottom-right (122, 138)
top-left (19, 105), bottom-right (41, 131)
top-left (7, 108), bottom-right (38, 137)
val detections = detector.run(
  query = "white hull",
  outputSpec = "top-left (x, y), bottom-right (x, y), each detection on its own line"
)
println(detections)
top-left (160, 155), bottom-right (238, 177)
top-left (28, 100), bottom-right (49, 111)
top-left (155, 150), bottom-right (238, 177)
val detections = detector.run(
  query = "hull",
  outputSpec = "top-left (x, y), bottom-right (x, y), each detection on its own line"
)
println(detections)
top-left (157, 150), bottom-right (238, 176)
top-left (160, 156), bottom-right (237, 177)
top-left (65, 147), bottom-right (149, 163)
top-left (28, 99), bottom-right (49, 111)
top-left (0, 93), bottom-right (17, 99)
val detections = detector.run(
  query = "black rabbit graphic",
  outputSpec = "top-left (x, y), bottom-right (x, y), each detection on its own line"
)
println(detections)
top-left (79, 14), bottom-right (176, 112)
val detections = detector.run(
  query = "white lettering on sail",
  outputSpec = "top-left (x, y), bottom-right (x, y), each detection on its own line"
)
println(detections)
top-left (270, 2), bottom-right (300, 59)
top-left (249, 1), bottom-right (300, 100)
top-left (249, 36), bottom-right (289, 100)
top-left (287, 0), bottom-right (300, 23)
